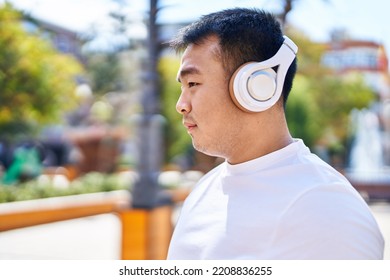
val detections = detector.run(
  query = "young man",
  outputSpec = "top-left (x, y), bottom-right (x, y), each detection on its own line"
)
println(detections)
top-left (167, 8), bottom-right (384, 259)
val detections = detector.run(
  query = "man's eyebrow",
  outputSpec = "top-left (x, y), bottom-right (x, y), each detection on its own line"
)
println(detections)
top-left (176, 66), bottom-right (201, 83)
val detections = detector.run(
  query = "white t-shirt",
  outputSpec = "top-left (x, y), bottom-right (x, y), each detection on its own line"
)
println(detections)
top-left (167, 139), bottom-right (384, 259)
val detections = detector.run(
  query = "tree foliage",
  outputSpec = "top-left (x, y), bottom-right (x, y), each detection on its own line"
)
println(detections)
top-left (285, 29), bottom-right (375, 150)
top-left (86, 52), bottom-right (121, 95)
top-left (0, 3), bottom-right (84, 139)
top-left (158, 56), bottom-right (192, 162)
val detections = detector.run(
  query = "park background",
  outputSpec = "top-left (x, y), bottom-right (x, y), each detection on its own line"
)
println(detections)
top-left (0, 0), bottom-right (389, 260)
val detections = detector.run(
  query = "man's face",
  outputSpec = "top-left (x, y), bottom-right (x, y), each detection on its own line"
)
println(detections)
top-left (176, 36), bottom-right (243, 159)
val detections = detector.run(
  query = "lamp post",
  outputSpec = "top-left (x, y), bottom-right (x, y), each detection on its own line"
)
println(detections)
top-left (120, 0), bottom-right (172, 260)
top-left (131, 0), bottom-right (167, 209)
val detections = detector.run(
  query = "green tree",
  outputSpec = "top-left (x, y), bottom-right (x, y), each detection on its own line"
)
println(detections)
top-left (159, 56), bottom-right (191, 162)
top-left (285, 29), bottom-right (374, 154)
top-left (86, 52), bottom-right (121, 95)
top-left (0, 3), bottom-right (83, 139)
top-left (286, 74), bottom-right (321, 148)
top-left (277, 1), bottom-right (374, 159)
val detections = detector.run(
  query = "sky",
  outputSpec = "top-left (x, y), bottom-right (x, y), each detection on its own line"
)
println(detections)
top-left (2, 0), bottom-right (390, 56)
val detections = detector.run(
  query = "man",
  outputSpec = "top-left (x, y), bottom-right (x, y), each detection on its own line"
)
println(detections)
top-left (167, 8), bottom-right (384, 259)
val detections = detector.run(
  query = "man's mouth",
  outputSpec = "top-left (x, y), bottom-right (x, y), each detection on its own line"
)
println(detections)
top-left (183, 121), bottom-right (197, 133)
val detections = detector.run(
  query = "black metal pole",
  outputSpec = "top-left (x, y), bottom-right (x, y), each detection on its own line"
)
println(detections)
top-left (131, 0), bottom-right (168, 209)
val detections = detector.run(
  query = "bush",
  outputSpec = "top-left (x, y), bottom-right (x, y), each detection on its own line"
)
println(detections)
top-left (0, 172), bottom-right (134, 203)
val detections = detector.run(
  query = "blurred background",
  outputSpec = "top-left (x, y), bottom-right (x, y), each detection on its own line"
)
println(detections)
top-left (0, 0), bottom-right (389, 260)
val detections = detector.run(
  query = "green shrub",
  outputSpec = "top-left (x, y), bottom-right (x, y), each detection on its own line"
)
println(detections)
top-left (0, 172), bottom-right (133, 203)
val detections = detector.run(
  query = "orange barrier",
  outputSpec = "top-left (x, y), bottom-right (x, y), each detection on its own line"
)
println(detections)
top-left (120, 206), bottom-right (173, 260)
top-left (0, 191), bottom-right (129, 231)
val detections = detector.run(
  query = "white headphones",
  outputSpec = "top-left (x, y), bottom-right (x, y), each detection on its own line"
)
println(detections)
top-left (229, 35), bottom-right (298, 112)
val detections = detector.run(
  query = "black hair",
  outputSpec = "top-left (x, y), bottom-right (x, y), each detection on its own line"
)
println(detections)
top-left (170, 8), bottom-right (297, 106)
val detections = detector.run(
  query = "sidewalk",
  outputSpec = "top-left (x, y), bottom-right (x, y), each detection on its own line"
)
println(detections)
top-left (370, 201), bottom-right (390, 260)
top-left (0, 214), bottom-right (121, 259)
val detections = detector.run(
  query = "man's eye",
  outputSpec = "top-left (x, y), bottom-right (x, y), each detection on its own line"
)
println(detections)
top-left (188, 82), bottom-right (199, 88)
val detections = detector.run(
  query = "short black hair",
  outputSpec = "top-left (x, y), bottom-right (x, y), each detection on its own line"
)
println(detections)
top-left (170, 8), bottom-right (297, 106)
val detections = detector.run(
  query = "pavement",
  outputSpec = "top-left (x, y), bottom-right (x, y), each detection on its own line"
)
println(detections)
top-left (0, 202), bottom-right (389, 260)
top-left (370, 201), bottom-right (390, 259)
top-left (0, 213), bottom-right (122, 259)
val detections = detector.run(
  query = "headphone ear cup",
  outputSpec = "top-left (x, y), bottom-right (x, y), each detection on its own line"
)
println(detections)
top-left (229, 36), bottom-right (297, 113)
top-left (229, 62), bottom-right (277, 112)
top-left (247, 68), bottom-right (277, 101)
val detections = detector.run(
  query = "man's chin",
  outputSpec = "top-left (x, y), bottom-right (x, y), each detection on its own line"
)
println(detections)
top-left (192, 141), bottom-right (220, 158)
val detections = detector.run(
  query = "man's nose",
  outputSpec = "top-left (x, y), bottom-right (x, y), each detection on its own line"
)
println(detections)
top-left (176, 92), bottom-right (191, 114)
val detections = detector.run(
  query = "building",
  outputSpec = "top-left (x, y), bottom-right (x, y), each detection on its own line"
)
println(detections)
top-left (322, 32), bottom-right (390, 171)
top-left (22, 17), bottom-right (85, 63)
top-left (321, 33), bottom-right (390, 101)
